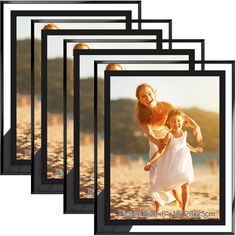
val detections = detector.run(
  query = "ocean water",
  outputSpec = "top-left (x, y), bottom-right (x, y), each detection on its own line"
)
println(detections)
top-left (129, 151), bottom-right (219, 167)
top-left (191, 151), bottom-right (219, 166)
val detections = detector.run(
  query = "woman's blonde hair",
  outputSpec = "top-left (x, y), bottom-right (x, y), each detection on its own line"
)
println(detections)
top-left (105, 63), bottom-right (124, 71)
top-left (43, 23), bottom-right (59, 30)
top-left (73, 42), bottom-right (90, 50)
top-left (135, 83), bottom-right (158, 125)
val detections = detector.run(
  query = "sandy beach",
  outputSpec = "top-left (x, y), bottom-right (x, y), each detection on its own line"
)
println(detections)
top-left (16, 95), bottom-right (41, 160)
top-left (34, 99), bottom-right (41, 156)
top-left (110, 160), bottom-right (220, 220)
top-left (17, 97), bottom-right (93, 181)
top-left (77, 136), bottom-right (105, 199)
top-left (16, 95), bottom-right (32, 160)
top-left (35, 98), bottom-right (64, 179)
top-left (17, 97), bottom-right (220, 218)
top-left (17, 96), bottom-right (65, 178)
top-left (66, 118), bottom-right (74, 173)
top-left (79, 141), bottom-right (94, 198)
top-left (67, 118), bottom-right (95, 197)
top-left (78, 140), bottom-right (220, 220)
top-left (47, 115), bottom-right (63, 179)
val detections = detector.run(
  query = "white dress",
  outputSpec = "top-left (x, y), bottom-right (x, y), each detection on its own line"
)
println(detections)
top-left (149, 127), bottom-right (194, 206)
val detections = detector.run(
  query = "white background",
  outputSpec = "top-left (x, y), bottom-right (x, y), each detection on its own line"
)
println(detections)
top-left (0, 0), bottom-right (235, 235)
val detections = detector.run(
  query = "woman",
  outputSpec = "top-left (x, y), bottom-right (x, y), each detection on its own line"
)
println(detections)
top-left (135, 83), bottom-right (203, 212)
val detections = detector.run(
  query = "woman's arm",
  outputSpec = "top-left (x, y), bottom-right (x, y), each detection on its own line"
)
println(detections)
top-left (148, 134), bottom-right (171, 164)
top-left (141, 124), bottom-right (167, 150)
top-left (144, 147), bottom-right (166, 171)
top-left (144, 134), bottom-right (171, 171)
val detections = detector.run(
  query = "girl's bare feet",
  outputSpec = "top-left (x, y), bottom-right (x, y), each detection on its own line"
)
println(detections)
top-left (181, 210), bottom-right (189, 219)
top-left (172, 189), bottom-right (182, 209)
top-left (177, 200), bottom-right (182, 208)
top-left (155, 201), bottom-right (160, 213)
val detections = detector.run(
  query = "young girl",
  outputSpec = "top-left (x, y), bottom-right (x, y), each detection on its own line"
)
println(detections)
top-left (144, 118), bottom-right (203, 172)
top-left (135, 83), bottom-right (203, 213)
top-left (144, 109), bottom-right (203, 214)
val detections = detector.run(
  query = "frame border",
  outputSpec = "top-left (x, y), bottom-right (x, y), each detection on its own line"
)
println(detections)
top-left (38, 29), bottom-right (162, 193)
top-left (95, 62), bottom-right (235, 234)
top-left (65, 37), bottom-right (205, 213)
top-left (69, 48), bottom-right (194, 213)
top-left (30, 15), bottom-right (131, 193)
top-left (0, 0), bottom-right (139, 174)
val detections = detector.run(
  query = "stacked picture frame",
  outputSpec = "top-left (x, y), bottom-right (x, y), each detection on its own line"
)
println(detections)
top-left (0, 0), bottom-right (235, 235)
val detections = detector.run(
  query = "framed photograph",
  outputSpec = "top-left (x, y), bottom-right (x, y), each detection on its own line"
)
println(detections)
top-left (32, 17), bottom-right (131, 193)
top-left (63, 19), bottom-right (176, 212)
top-left (36, 29), bottom-right (162, 194)
top-left (66, 38), bottom-right (204, 213)
top-left (1, 0), bottom-right (140, 175)
top-left (94, 55), bottom-right (204, 210)
top-left (96, 63), bottom-right (234, 234)
top-left (32, 16), bottom-right (132, 178)
top-left (71, 48), bottom-right (195, 213)
top-left (33, 20), bottom-right (172, 182)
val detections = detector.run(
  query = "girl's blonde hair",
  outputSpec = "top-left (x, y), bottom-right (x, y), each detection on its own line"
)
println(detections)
top-left (166, 109), bottom-right (189, 128)
top-left (135, 83), bottom-right (158, 125)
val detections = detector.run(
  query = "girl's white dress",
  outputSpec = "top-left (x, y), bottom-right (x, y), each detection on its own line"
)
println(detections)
top-left (149, 126), bottom-right (194, 206)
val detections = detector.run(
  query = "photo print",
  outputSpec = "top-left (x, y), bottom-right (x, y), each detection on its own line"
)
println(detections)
top-left (66, 38), bottom-right (205, 213)
top-left (32, 15), bottom-right (132, 184)
top-left (70, 47), bottom-right (195, 213)
top-left (96, 65), bottom-right (234, 234)
top-left (36, 29), bottom-right (162, 194)
top-left (32, 15), bottom-right (131, 193)
top-left (1, 0), bottom-right (140, 174)
top-left (64, 19), bottom-right (177, 213)
top-left (94, 55), bottom-right (205, 213)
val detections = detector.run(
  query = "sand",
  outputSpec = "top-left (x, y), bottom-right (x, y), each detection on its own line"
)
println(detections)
top-left (78, 138), bottom-right (105, 198)
top-left (110, 160), bottom-right (220, 220)
top-left (16, 95), bottom-right (103, 190)
top-left (67, 117), bottom-right (95, 197)
top-left (18, 99), bottom-right (220, 222)
top-left (16, 95), bottom-right (41, 160)
top-left (35, 98), bottom-right (65, 179)
top-left (16, 95), bottom-right (31, 160)
top-left (46, 117), bottom-right (63, 179)
top-left (34, 99), bottom-right (41, 155)
top-left (78, 140), bottom-right (220, 220)
top-left (17, 98), bottom-right (220, 219)
top-left (17, 96), bottom-right (65, 178)
top-left (16, 97), bottom-right (91, 181)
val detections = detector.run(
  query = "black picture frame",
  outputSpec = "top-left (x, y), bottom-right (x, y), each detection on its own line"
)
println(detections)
top-left (64, 35), bottom-right (205, 206)
top-left (93, 56), bottom-right (205, 214)
top-left (63, 19), bottom-right (175, 211)
top-left (70, 48), bottom-right (195, 213)
top-left (0, 0), bottom-right (140, 175)
top-left (31, 17), bottom-right (131, 194)
top-left (66, 38), bottom-right (205, 213)
top-left (36, 29), bottom-right (162, 194)
top-left (96, 63), bottom-right (235, 234)
top-left (32, 17), bottom-right (132, 191)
